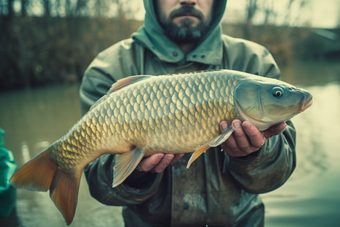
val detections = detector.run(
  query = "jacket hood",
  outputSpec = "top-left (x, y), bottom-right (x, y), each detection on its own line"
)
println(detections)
top-left (132, 0), bottom-right (228, 65)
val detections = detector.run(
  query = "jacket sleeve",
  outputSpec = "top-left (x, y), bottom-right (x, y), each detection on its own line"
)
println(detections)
top-left (227, 120), bottom-right (296, 193)
top-left (80, 40), bottom-right (162, 205)
top-left (223, 36), bottom-right (296, 193)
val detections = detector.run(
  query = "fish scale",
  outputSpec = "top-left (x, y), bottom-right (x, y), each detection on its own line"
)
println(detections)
top-left (72, 72), bottom-right (231, 156)
top-left (9, 69), bottom-right (313, 225)
top-left (61, 72), bottom-right (245, 161)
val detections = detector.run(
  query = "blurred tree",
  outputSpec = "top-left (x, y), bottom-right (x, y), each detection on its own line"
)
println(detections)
top-left (93, 0), bottom-right (111, 17)
top-left (65, 0), bottom-right (71, 16)
top-left (6, 0), bottom-right (14, 16)
top-left (246, 0), bottom-right (257, 23)
top-left (337, 4), bottom-right (340, 28)
top-left (0, 0), bottom-right (143, 18)
top-left (42, 0), bottom-right (51, 16)
top-left (244, 0), bottom-right (257, 39)
top-left (54, 0), bottom-right (60, 16)
top-left (261, 0), bottom-right (276, 24)
top-left (20, 0), bottom-right (28, 16)
top-left (243, 0), bottom-right (308, 28)
top-left (0, 1), bottom-right (4, 15)
top-left (115, 0), bottom-right (142, 19)
top-left (75, 0), bottom-right (89, 16)
top-left (240, 0), bottom-right (309, 65)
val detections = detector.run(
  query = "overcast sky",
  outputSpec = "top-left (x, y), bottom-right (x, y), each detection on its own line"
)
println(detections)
top-left (307, 0), bottom-right (340, 28)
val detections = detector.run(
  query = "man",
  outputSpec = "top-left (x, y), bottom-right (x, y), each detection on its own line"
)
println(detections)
top-left (80, 0), bottom-right (296, 226)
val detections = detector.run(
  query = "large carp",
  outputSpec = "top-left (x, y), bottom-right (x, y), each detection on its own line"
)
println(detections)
top-left (10, 70), bottom-right (312, 225)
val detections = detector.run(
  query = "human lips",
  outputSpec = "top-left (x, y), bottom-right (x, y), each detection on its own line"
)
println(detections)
top-left (172, 13), bottom-right (200, 24)
top-left (175, 13), bottom-right (197, 18)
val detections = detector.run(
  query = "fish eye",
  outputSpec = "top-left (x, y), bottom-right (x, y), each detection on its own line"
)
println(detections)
top-left (272, 87), bottom-right (284, 98)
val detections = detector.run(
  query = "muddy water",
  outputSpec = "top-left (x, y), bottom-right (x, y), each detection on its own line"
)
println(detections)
top-left (262, 61), bottom-right (340, 227)
top-left (0, 61), bottom-right (339, 227)
top-left (0, 85), bottom-right (125, 227)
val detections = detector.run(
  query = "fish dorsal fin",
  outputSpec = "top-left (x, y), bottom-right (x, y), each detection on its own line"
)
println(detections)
top-left (112, 148), bottom-right (146, 188)
top-left (186, 126), bottom-right (234, 169)
top-left (108, 75), bottom-right (152, 94)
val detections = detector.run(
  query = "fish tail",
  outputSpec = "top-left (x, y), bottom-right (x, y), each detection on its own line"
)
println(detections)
top-left (50, 167), bottom-right (81, 225)
top-left (10, 146), bottom-right (81, 225)
top-left (10, 149), bottom-right (57, 191)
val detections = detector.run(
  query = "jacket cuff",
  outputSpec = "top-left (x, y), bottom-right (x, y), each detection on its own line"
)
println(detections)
top-left (105, 157), bottom-right (163, 203)
top-left (115, 172), bottom-right (163, 202)
top-left (225, 131), bottom-right (296, 194)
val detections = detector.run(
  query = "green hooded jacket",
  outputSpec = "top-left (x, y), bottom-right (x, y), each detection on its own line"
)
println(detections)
top-left (80, 1), bottom-right (296, 226)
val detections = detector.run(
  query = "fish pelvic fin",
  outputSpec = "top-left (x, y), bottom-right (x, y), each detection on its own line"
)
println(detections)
top-left (50, 168), bottom-right (81, 226)
top-left (186, 126), bottom-right (234, 169)
top-left (10, 150), bottom-right (57, 191)
top-left (112, 148), bottom-right (145, 188)
top-left (208, 126), bottom-right (234, 147)
top-left (186, 144), bottom-right (211, 169)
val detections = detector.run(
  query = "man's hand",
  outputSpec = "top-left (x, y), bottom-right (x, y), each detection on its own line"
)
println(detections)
top-left (220, 120), bottom-right (286, 157)
top-left (133, 119), bottom-right (285, 172)
top-left (137, 153), bottom-right (185, 173)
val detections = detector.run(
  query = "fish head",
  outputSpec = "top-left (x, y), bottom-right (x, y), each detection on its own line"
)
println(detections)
top-left (234, 78), bottom-right (313, 131)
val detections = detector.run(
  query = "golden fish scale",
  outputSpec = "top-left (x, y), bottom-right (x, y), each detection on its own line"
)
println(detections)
top-left (49, 71), bottom-right (239, 171)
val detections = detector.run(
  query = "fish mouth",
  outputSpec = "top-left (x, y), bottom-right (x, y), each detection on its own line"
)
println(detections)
top-left (299, 94), bottom-right (313, 112)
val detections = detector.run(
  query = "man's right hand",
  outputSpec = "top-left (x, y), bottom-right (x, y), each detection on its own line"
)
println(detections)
top-left (138, 153), bottom-right (185, 173)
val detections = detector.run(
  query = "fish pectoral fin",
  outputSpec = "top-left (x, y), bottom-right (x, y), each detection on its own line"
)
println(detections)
top-left (186, 126), bottom-right (234, 169)
top-left (112, 148), bottom-right (145, 188)
top-left (208, 126), bottom-right (234, 147)
top-left (50, 169), bottom-right (81, 226)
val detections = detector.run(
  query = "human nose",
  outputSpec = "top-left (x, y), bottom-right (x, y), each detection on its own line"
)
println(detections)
top-left (180, 0), bottom-right (197, 6)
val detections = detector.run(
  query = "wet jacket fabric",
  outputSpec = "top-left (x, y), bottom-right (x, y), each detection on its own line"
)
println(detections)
top-left (80, 0), bottom-right (296, 226)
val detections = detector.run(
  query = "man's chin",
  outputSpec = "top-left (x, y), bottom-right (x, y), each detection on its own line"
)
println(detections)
top-left (173, 17), bottom-right (199, 26)
top-left (162, 19), bottom-right (209, 43)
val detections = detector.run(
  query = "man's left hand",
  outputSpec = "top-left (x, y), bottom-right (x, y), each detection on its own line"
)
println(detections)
top-left (220, 120), bottom-right (286, 157)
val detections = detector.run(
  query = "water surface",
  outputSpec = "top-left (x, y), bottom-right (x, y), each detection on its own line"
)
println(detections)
top-left (263, 61), bottom-right (340, 227)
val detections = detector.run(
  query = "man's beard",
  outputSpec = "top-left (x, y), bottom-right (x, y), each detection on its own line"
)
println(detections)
top-left (158, 5), bottom-right (212, 44)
